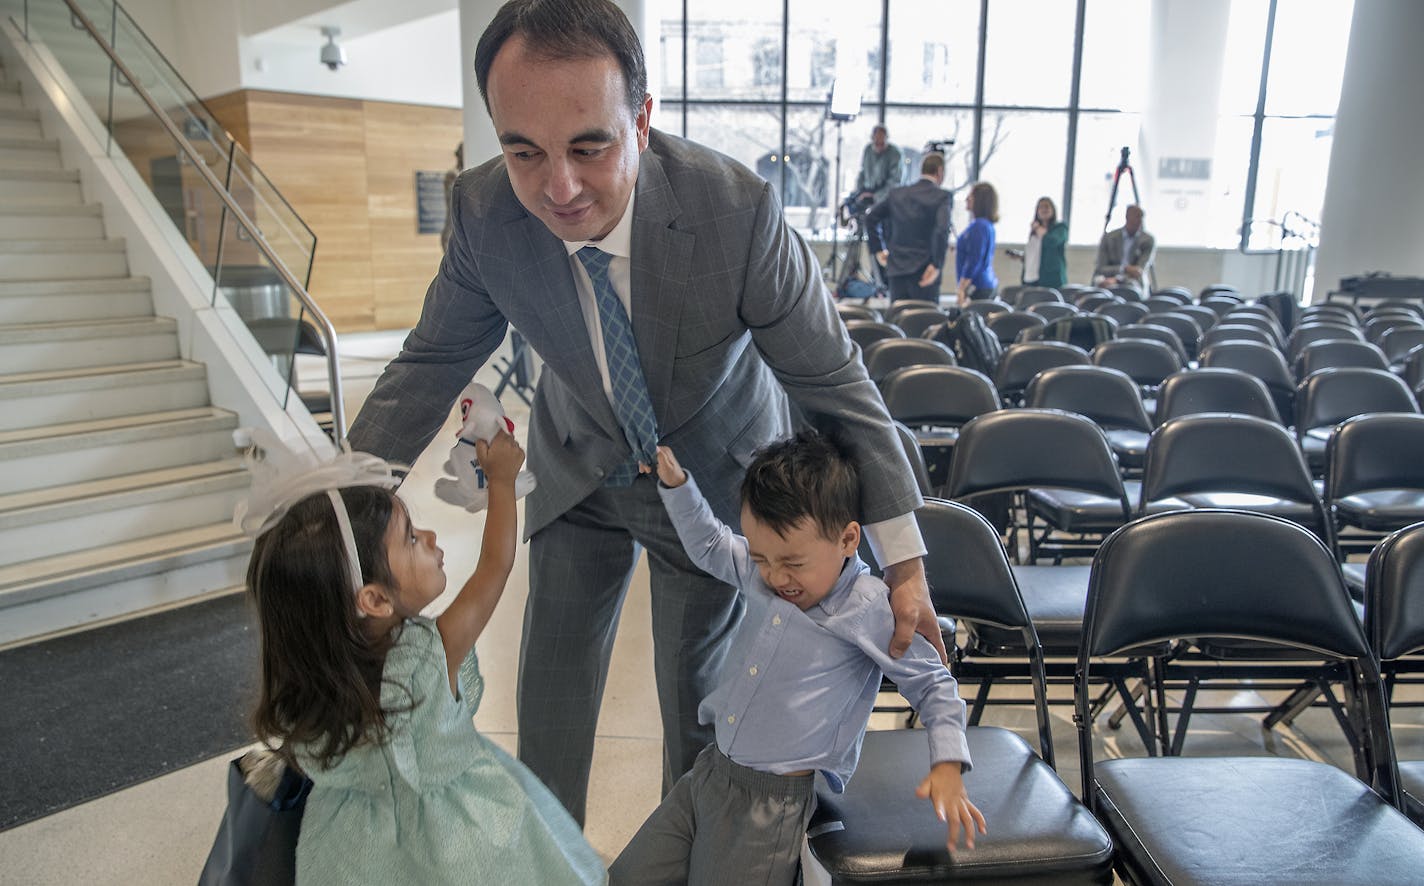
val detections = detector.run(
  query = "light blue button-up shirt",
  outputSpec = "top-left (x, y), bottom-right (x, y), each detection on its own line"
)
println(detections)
top-left (660, 474), bottom-right (971, 793)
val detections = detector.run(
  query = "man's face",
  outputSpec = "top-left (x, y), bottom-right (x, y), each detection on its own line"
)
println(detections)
top-left (741, 506), bottom-right (858, 612)
top-left (487, 36), bottom-right (651, 243)
top-left (872, 128), bottom-right (887, 152)
top-left (1125, 207), bottom-right (1143, 236)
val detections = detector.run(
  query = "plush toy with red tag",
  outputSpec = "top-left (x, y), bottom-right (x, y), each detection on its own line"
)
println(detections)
top-left (435, 381), bottom-right (537, 511)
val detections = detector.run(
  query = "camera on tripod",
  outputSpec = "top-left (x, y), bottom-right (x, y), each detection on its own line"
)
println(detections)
top-left (925, 138), bottom-right (956, 154)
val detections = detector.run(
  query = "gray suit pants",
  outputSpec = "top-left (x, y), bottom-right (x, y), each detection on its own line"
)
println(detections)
top-left (517, 474), bottom-right (745, 826)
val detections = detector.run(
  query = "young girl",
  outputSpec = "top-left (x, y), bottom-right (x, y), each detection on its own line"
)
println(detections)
top-left (241, 430), bottom-right (605, 885)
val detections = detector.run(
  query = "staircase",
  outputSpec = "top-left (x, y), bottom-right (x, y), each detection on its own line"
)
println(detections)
top-left (0, 62), bottom-right (250, 646)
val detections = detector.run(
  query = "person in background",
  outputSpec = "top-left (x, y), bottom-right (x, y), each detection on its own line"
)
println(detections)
top-left (955, 181), bottom-right (999, 304)
top-left (1093, 204), bottom-right (1155, 293)
top-left (1021, 196), bottom-right (1068, 289)
top-left (865, 152), bottom-right (951, 303)
top-left (855, 124), bottom-right (903, 208)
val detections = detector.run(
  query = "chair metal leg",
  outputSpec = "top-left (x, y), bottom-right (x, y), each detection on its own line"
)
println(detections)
top-left (967, 677), bottom-right (992, 727)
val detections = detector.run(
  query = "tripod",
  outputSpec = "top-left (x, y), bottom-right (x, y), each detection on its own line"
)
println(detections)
top-left (1103, 145), bottom-right (1140, 233)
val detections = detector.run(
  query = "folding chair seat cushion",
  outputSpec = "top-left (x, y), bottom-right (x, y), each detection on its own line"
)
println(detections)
top-left (1342, 561), bottom-right (1367, 599)
top-left (807, 728), bottom-right (1114, 886)
top-left (1173, 491), bottom-right (1319, 524)
top-left (1104, 429), bottom-right (1148, 470)
top-left (1024, 483), bottom-right (1180, 534)
top-left (1335, 489), bottom-right (1424, 532)
top-left (968, 566), bottom-right (1093, 654)
top-left (1093, 756), bottom-right (1424, 886)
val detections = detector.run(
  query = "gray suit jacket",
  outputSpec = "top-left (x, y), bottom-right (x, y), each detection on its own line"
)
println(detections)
top-left (864, 178), bottom-right (951, 279)
top-left (1094, 226), bottom-right (1157, 285)
top-left (348, 130), bottom-right (920, 538)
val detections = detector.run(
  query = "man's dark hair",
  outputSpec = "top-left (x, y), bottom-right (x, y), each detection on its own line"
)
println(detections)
top-left (921, 152), bottom-right (945, 177)
top-left (474, 0), bottom-right (648, 114)
top-left (741, 430), bottom-right (860, 541)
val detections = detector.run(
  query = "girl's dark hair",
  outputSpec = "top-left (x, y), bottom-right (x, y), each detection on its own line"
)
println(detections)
top-left (970, 181), bottom-right (1000, 223)
top-left (741, 430), bottom-right (860, 541)
top-left (475, 0), bottom-right (648, 115)
top-left (248, 486), bottom-right (408, 769)
top-left (1032, 196), bottom-right (1058, 228)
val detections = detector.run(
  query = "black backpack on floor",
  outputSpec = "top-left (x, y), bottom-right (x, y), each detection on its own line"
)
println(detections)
top-left (928, 311), bottom-right (1004, 377)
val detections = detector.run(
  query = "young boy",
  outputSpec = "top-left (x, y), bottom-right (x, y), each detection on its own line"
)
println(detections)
top-left (609, 431), bottom-right (985, 886)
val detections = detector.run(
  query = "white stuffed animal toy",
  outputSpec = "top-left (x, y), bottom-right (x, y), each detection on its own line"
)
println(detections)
top-left (435, 381), bottom-right (537, 511)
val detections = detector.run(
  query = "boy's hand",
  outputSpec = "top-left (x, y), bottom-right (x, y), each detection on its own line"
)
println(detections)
top-left (655, 446), bottom-right (687, 488)
top-left (916, 762), bottom-right (986, 854)
top-left (474, 429), bottom-right (525, 485)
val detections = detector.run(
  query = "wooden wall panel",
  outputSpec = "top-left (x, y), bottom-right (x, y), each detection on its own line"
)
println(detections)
top-left (362, 102), bottom-right (461, 330)
top-left (202, 90), bottom-right (461, 333)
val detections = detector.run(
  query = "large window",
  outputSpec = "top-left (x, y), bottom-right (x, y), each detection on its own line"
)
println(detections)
top-left (658, 0), bottom-right (1354, 250)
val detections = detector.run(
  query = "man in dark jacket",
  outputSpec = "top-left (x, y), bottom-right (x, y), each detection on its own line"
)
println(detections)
top-left (866, 153), bottom-right (951, 303)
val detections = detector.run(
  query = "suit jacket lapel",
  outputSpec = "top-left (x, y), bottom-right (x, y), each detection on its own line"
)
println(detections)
top-left (629, 150), bottom-right (693, 423)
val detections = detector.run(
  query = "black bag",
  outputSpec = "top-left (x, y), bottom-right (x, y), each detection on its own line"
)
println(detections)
top-left (199, 751), bottom-right (312, 886)
top-left (928, 312), bottom-right (1003, 376)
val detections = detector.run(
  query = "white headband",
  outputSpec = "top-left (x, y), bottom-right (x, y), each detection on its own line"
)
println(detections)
top-left (233, 428), bottom-right (404, 609)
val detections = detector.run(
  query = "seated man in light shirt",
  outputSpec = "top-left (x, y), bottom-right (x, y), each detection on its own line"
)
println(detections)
top-left (609, 431), bottom-right (984, 886)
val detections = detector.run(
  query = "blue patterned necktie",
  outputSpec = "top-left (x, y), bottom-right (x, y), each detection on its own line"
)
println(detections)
top-left (576, 246), bottom-right (659, 486)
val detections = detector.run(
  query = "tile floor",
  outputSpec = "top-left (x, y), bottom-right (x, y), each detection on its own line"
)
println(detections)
top-left (1, 330), bottom-right (1420, 884)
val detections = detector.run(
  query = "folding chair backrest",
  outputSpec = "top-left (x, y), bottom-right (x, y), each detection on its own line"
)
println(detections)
top-left (1155, 367), bottom-right (1283, 425)
top-left (947, 409), bottom-right (1129, 511)
top-left (1201, 323), bottom-right (1278, 351)
top-left (993, 341), bottom-right (1091, 401)
top-left (1152, 287), bottom-right (1193, 304)
top-left (963, 299), bottom-right (1012, 319)
top-left (1014, 287), bottom-right (1064, 309)
top-left (1296, 368), bottom-right (1420, 435)
top-left (1325, 413), bottom-right (1424, 501)
top-left (1084, 509), bottom-right (1369, 661)
top-left (837, 303), bottom-right (882, 324)
top-left (1288, 322), bottom-right (1365, 360)
top-left (881, 365), bottom-right (999, 426)
top-left (1381, 326), bottom-right (1424, 364)
top-left (863, 337), bottom-right (956, 383)
top-left (1364, 315), bottom-right (1423, 346)
top-left (844, 320), bottom-right (905, 350)
top-left (1296, 339), bottom-right (1390, 379)
top-left (1177, 305), bottom-right (1222, 334)
top-left (1146, 312), bottom-right (1203, 352)
top-left (919, 498), bottom-right (1032, 636)
top-left (987, 310), bottom-right (1046, 346)
top-left (1026, 302), bottom-right (1078, 324)
top-left (1368, 521), bottom-right (1424, 661)
top-left (1140, 413), bottom-right (1325, 537)
top-left (1144, 296), bottom-right (1183, 315)
top-left (1096, 301), bottom-right (1149, 327)
top-left (1091, 338), bottom-right (1182, 387)
top-left (1117, 322), bottom-right (1189, 365)
top-left (1216, 313), bottom-right (1285, 345)
top-left (884, 300), bottom-right (940, 325)
top-left (1038, 314), bottom-right (1117, 351)
top-left (893, 307), bottom-right (950, 339)
top-left (1024, 364), bottom-right (1152, 432)
top-left (1199, 284), bottom-right (1241, 300)
top-left (1301, 305), bottom-right (1360, 327)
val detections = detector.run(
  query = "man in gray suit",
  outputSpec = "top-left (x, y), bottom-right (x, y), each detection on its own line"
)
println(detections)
top-left (866, 152), bottom-right (951, 303)
top-left (1094, 204), bottom-right (1156, 293)
top-left (347, 0), bottom-right (939, 826)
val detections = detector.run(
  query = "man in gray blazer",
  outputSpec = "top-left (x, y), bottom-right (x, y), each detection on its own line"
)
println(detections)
top-left (866, 152), bottom-right (951, 302)
top-left (347, 0), bottom-right (938, 826)
top-left (1094, 204), bottom-right (1156, 292)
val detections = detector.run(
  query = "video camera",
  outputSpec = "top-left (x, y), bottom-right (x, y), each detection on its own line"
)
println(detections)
top-left (925, 138), bottom-right (956, 154)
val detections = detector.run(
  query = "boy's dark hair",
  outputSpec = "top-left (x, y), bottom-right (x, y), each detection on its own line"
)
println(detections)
top-left (248, 486), bottom-right (410, 769)
top-left (474, 0), bottom-right (648, 115)
top-left (741, 430), bottom-right (860, 540)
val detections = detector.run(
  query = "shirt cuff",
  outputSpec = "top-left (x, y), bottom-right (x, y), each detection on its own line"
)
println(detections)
top-left (862, 513), bottom-right (926, 568)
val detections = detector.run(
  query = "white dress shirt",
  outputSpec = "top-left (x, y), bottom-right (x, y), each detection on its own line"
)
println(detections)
top-left (562, 195), bottom-right (926, 568)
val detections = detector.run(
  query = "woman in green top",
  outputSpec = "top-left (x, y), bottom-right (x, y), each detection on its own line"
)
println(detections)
top-left (1023, 196), bottom-right (1068, 288)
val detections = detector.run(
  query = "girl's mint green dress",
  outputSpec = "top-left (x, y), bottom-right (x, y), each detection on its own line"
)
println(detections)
top-left (294, 617), bottom-right (606, 885)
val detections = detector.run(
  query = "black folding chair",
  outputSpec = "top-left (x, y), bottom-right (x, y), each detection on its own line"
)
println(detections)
top-left (1091, 339), bottom-right (1181, 393)
top-left (1116, 322), bottom-right (1189, 366)
top-left (1079, 509), bottom-right (1424, 886)
top-left (1153, 367), bottom-right (1283, 425)
top-left (845, 319), bottom-right (906, 350)
top-left (1024, 364), bottom-right (1152, 475)
top-left (894, 307), bottom-right (951, 339)
top-left (805, 499), bottom-right (1115, 885)
top-left (1198, 341), bottom-right (1296, 426)
top-left (993, 341), bottom-right (1090, 405)
top-left (1014, 287), bottom-right (1064, 309)
top-left (838, 303), bottom-right (883, 324)
top-left (863, 338), bottom-right (956, 385)
top-left (885, 300), bottom-right (941, 326)
top-left (986, 310), bottom-right (1046, 347)
top-left (882, 366), bottom-right (1000, 491)
top-left (1295, 339), bottom-right (1390, 380)
top-left (1295, 367), bottom-right (1420, 475)
top-left (1326, 413), bottom-right (1424, 560)
top-left (1365, 520), bottom-right (1424, 824)
top-left (1095, 300), bottom-right (1148, 327)
top-left (1143, 312), bottom-right (1202, 360)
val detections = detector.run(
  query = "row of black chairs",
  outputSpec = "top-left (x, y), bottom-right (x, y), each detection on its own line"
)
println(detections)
top-left (807, 503), bottom-right (1424, 884)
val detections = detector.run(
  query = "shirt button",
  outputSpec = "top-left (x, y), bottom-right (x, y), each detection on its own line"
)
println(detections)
top-left (749, 666), bottom-right (758, 676)
top-left (593, 467), bottom-right (606, 479)
top-left (727, 714), bottom-right (736, 724)
top-left (773, 615), bottom-right (782, 626)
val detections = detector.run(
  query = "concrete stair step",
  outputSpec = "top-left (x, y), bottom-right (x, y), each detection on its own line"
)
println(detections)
top-left (0, 315), bottom-right (177, 372)
top-left (0, 359), bottom-right (209, 430)
top-left (0, 92), bottom-right (23, 112)
top-left (0, 457), bottom-right (249, 562)
top-left (0, 136), bottom-right (61, 168)
top-left (0, 168), bottom-right (82, 206)
top-left (0, 116), bottom-right (41, 139)
top-left (0, 203), bottom-right (104, 239)
top-left (0, 531), bottom-right (251, 647)
top-left (0, 237), bottom-right (127, 281)
top-left (0, 406), bottom-right (239, 494)
top-left (0, 276), bottom-right (152, 323)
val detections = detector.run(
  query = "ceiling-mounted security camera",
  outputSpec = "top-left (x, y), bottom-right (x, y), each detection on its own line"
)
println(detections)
top-left (320, 26), bottom-right (346, 71)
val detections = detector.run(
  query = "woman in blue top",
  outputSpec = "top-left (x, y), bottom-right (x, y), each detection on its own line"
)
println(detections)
top-left (955, 181), bottom-right (999, 305)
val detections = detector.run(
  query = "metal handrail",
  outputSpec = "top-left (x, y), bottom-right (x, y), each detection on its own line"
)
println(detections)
top-left (55, 0), bottom-right (346, 443)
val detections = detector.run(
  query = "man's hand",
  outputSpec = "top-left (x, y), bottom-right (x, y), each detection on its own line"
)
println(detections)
top-left (655, 446), bottom-right (687, 488)
top-left (876, 250), bottom-right (889, 268)
top-left (916, 762), bottom-right (987, 854)
top-left (919, 264), bottom-right (940, 288)
top-left (1124, 264), bottom-right (1143, 281)
top-left (884, 557), bottom-right (948, 663)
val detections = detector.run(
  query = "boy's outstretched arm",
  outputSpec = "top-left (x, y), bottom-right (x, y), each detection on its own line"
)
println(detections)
top-left (437, 429), bottom-right (524, 691)
top-left (654, 446), bottom-right (753, 589)
top-left (916, 762), bottom-right (986, 854)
